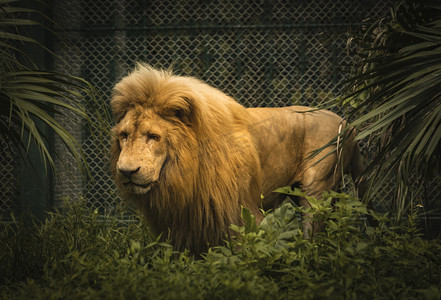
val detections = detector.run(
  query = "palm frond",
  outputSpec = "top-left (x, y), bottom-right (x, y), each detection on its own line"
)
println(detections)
top-left (0, 1), bottom-right (111, 178)
top-left (343, 0), bottom-right (441, 216)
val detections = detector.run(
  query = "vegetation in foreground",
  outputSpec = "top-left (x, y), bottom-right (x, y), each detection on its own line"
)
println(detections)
top-left (1, 192), bottom-right (440, 300)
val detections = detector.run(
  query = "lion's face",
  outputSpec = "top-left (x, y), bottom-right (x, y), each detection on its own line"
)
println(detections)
top-left (113, 108), bottom-right (171, 195)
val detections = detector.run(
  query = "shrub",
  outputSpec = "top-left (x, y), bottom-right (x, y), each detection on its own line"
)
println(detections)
top-left (1, 193), bottom-right (440, 299)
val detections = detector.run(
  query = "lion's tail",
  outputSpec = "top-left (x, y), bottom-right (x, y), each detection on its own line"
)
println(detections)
top-left (350, 143), bottom-right (366, 200)
top-left (350, 143), bottom-right (378, 226)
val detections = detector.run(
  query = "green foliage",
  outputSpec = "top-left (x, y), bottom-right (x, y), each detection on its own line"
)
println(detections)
top-left (0, 0), bottom-right (111, 176)
top-left (343, 0), bottom-right (441, 217)
top-left (1, 194), bottom-right (440, 299)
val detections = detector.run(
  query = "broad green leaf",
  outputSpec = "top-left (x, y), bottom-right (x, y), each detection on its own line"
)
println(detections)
top-left (273, 186), bottom-right (305, 197)
top-left (241, 206), bottom-right (259, 234)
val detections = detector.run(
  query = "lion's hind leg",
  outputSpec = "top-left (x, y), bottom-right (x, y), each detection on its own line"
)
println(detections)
top-left (298, 167), bottom-right (342, 238)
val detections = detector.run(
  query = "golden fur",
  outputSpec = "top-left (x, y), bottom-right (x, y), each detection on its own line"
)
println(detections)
top-left (110, 64), bottom-right (365, 254)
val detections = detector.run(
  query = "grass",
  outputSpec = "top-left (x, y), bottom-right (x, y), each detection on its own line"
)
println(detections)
top-left (1, 193), bottom-right (440, 300)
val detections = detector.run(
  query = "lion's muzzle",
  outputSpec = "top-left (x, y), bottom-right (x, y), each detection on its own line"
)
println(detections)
top-left (116, 149), bottom-right (164, 194)
top-left (119, 166), bottom-right (140, 179)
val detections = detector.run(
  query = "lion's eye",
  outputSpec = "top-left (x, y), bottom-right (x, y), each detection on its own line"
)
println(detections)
top-left (147, 133), bottom-right (161, 142)
top-left (119, 131), bottom-right (128, 142)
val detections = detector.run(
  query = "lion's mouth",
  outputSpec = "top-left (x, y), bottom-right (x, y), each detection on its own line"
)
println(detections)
top-left (123, 180), bottom-right (155, 190)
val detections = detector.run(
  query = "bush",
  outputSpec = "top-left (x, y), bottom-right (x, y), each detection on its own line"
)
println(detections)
top-left (1, 194), bottom-right (440, 299)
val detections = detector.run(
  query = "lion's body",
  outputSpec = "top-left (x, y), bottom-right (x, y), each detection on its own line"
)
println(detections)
top-left (111, 64), bottom-right (365, 254)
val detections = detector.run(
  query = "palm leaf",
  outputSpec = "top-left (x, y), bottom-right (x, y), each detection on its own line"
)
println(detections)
top-left (0, 1), bottom-right (111, 178)
top-left (342, 0), bottom-right (441, 217)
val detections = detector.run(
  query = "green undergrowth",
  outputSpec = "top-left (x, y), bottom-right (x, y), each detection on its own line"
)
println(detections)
top-left (1, 191), bottom-right (440, 300)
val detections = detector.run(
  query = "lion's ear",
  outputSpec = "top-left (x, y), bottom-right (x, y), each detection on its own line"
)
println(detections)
top-left (178, 96), bottom-right (200, 127)
top-left (171, 107), bottom-right (192, 126)
top-left (114, 111), bottom-right (127, 124)
top-left (174, 108), bottom-right (184, 121)
top-left (162, 96), bottom-right (197, 126)
top-left (110, 92), bottom-right (129, 124)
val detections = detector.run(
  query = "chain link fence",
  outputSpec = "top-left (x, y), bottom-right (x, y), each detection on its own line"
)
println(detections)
top-left (0, 139), bottom-right (20, 219)
top-left (1, 1), bottom-right (440, 223)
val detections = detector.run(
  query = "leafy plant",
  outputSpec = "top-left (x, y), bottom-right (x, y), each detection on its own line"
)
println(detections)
top-left (343, 0), bottom-right (441, 217)
top-left (0, 0), bottom-right (110, 176)
top-left (2, 193), bottom-right (440, 299)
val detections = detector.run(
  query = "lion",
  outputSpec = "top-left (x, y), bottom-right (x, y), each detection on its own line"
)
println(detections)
top-left (110, 63), bottom-right (366, 255)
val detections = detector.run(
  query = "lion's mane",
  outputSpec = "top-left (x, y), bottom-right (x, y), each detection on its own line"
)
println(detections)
top-left (110, 64), bottom-right (262, 254)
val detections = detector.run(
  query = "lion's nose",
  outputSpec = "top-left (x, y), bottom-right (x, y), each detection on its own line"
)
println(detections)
top-left (119, 166), bottom-right (140, 179)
